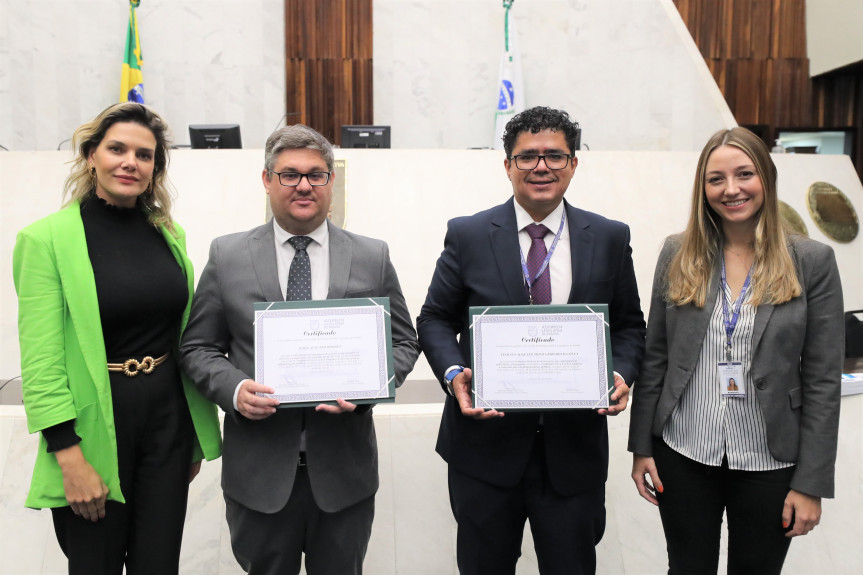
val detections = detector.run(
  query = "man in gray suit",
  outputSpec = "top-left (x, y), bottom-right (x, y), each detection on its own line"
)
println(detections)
top-left (179, 124), bottom-right (420, 574)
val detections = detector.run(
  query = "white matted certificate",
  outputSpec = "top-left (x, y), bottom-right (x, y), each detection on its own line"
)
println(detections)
top-left (254, 298), bottom-right (396, 407)
top-left (469, 304), bottom-right (614, 410)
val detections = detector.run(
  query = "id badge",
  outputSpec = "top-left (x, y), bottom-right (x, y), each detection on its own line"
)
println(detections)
top-left (718, 362), bottom-right (745, 397)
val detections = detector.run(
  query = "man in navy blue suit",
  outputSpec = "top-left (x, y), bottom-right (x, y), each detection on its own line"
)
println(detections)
top-left (417, 106), bottom-right (646, 574)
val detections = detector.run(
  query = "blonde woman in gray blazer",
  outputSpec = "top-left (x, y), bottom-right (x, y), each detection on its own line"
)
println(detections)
top-left (628, 127), bottom-right (843, 575)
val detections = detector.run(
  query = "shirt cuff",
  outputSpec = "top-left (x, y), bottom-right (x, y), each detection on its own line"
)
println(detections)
top-left (233, 380), bottom-right (247, 412)
top-left (42, 419), bottom-right (82, 453)
top-left (443, 365), bottom-right (464, 397)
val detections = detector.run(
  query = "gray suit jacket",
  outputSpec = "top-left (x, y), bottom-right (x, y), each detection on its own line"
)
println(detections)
top-left (179, 220), bottom-right (420, 513)
top-left (628, 235), bottom-right (843, 498)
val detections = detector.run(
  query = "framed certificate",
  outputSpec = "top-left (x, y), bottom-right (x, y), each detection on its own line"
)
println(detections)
top-left (253, 297), bottom-right (395, 407)
top-left (469, 304), bottom-right (614, 410)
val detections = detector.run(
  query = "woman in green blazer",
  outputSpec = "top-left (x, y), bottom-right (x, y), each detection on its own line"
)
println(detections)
top-left (13, 103), bottom-right (221, 575)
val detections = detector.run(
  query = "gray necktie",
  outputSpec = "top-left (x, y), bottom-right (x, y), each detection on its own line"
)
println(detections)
top-left (286, 236), bottom-right (312, 301)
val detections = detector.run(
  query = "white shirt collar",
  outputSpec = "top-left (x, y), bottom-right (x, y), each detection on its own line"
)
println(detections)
top-left (273, 218), bottom-right (329, 248)
top-left (513, 200), bottom-right (566, 232)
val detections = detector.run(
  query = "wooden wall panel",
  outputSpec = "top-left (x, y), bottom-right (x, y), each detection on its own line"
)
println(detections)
top-left (284, 0), bottom-right (373, 145)
top-left (812, 65), bottom-right (863, 178)
top-left (727, 0), bottom-right (750, 59)
top-left (673, 0), bottom-right (862, 179)
top-left (750, 0), bottom-right (773, 59)
top-left (673, 0), bottom-right (810, 132)
top-left (723, 59), bottom-right (764, 125)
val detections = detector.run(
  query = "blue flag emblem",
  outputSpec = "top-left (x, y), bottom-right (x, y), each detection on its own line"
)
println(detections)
top-left (128, 84), bottom-right (145, 103)
top-left (497, 79), bottom-right (515, 111)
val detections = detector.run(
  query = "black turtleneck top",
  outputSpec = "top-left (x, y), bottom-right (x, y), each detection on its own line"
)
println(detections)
top-left (42, 197), bottom-right (188, 452)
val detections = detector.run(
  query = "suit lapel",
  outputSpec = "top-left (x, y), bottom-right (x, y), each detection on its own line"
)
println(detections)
top-left (327, 222), bottom-right (351, 299)
top-left (675, 262), bottom-right (721, 370)
top-left (159, 224), bottom-right (194, 333)
top-left (752, 242), bottom-right (797, 354)
top-left (751, 302), bottom-right (774, 354)
top-left (489, 200), bottom-right (530, 305)
top-left (50, 203), bottom-right (109, 394)
top-left (565, 202), bottom-right (594, 303)
top-left (249, 221), bottom-right (284, 302)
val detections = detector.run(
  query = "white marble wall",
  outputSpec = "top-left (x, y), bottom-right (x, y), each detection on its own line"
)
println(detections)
top-left (374, 0), bottom-right (736, 150)
top-left (0, 0), bottom-right (285, 152)
top-left (2, 398), bottom-right (863, 574)
top-left (1, 0), bottom-right (734, 153)
top-left (806, 0), bottom-right (863, 76)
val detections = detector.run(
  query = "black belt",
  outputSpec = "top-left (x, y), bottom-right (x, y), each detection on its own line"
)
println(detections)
top-left (297, 452), bottom-right (307, 467)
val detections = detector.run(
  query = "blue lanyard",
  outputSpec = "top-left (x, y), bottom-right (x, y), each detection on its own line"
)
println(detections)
top-left (720, 255), bottom-right (753, 361)
top-left (518, 210), bottom-right (566, 304)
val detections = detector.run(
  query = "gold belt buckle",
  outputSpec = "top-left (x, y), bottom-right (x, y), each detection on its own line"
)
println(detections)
top-left (122, 356), bottom-right (155, 377)
top-left (108, 353), bottom-right (167, 377)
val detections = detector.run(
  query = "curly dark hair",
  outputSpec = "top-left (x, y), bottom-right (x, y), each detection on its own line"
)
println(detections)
top-left (502, 106), bottom-right (580, 157)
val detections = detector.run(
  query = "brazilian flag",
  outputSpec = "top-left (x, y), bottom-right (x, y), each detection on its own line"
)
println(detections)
top-left (120, 0), bottom-right (144, 103)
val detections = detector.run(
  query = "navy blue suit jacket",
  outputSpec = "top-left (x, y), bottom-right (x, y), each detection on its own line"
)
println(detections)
top-left (417, 198), bottom-right (646, 495)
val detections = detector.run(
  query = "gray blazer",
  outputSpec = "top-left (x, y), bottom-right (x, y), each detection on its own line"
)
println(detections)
top-left (179, 220), bottom-right (420, 513)
top-left (628, 235), bottom-right (843, 498)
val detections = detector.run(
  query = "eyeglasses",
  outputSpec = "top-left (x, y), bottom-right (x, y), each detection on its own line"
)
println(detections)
top-left (509, 153), bottom-right (573, 171)
top-left (269, 171), bottom-right (331, 187)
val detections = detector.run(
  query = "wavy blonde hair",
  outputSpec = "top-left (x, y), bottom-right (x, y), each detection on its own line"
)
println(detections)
top-left (667, 127), bottom-right (801, 307)
top-left (63, 102), bottom-right (176, 232)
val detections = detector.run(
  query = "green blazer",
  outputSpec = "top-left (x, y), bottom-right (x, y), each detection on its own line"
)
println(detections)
top-left (13, 201), bottom-right (222, 509)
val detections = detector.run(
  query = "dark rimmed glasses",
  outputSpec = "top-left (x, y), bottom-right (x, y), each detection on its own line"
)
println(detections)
top-left (269, 171), bottom-right (331, 186)
top-left (509, 153), bottom-right (573, 171)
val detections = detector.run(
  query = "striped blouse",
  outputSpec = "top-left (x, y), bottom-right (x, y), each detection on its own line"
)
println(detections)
top-left (662, 283), bottom-right (794, 471)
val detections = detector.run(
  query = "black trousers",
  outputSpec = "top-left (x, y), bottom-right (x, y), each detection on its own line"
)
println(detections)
top-left (448, 430), bottom-right (606, 575)
top-left (225, 465), bottom-right (375, 575)
top-left (52, 356), bottom-right (194, 575)
top-left (653, 438), bottom-right (794, 575)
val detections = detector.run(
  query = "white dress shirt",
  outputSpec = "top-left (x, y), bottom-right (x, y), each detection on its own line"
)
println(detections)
top-left (513, 200), bottom-right (572, 305)
top-left (273, 218), bottom-right (330, 301)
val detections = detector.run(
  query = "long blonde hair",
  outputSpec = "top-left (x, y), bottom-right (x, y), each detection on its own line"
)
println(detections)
top-left (63, 102), bottom-right (176, 232)
top-left (666, 127), bottom-right (801, 307)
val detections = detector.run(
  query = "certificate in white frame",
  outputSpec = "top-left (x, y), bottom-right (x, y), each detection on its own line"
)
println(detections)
top-left (253, 297), bottom-right (395, 407)
top-left (469, 304), bottom-right (614, 410)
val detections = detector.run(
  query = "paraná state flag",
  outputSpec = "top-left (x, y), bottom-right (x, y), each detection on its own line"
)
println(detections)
top-left (493, 2), bottom-right (523, 149)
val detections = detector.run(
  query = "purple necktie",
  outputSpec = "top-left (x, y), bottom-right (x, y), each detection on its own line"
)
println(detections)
top-left (526, 223), bottom-right (551, 304)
